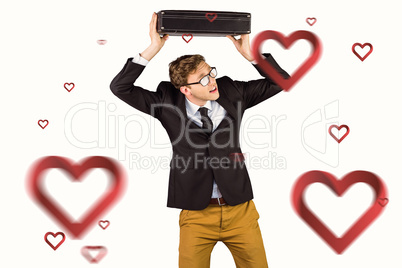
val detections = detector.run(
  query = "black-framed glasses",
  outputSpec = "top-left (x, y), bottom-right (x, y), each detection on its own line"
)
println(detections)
top-left (185, 67), bottom-right (217, 87)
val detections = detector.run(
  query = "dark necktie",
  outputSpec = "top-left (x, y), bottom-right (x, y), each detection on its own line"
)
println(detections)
top-left (198, 107), bottom-right (213, 133)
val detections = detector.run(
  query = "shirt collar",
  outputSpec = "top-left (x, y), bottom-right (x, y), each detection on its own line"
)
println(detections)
top-left (185, 98), bottom-right (213, 116)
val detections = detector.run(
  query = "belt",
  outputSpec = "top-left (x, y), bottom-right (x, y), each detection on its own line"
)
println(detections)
top-left (210, 197), bottom-right (227, 206)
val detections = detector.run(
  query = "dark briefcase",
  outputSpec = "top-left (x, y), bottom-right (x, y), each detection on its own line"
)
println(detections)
top-left (156, 10), bottom-right (251, 36)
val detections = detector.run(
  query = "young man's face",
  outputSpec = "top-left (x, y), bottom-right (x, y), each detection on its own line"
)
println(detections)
top-left (181, 61), bottom-right (219, 106)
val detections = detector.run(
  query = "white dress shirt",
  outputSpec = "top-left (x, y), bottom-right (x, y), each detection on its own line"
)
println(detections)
top-left (132, 53), bottom-right (226, 198)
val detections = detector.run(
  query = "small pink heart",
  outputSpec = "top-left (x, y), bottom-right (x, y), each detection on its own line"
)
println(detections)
top-left (352, 43), bottom-right (373, 61)
top-left (328, 124), bottom-right (350, 143)
top-left (378, 198), bottom-right (388, 207)
top-left (306, 17), bottom-right (317, 26)
top-left (38, 120), bottom-right (49, 129)
top-left (44, 232), bottom-right (65, 250)
top-left (182, 34), bottom-right (193, 43)
top-left (81, 246), bottom-right (107, 263)
top-left (98, 220), bottom-right (110, 230)
top-left (205, 13), bottom-right (217, 22)
top-left (97, 40), bottom-right (107, 45)
top-left (64, 82), bottom-right (75, 92)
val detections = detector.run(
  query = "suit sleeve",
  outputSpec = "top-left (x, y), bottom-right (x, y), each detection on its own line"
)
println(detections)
top-left (234, 53), bottom-right (290, 109)
top-left (110, 58), bottom-right (164, 118)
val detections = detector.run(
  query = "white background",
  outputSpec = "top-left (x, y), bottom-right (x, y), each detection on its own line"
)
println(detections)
top-left (1, 0), bottom-right (401, 267)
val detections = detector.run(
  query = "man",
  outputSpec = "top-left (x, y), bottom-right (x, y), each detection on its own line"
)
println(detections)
top-left (110, 12), bottom-right (289, 268)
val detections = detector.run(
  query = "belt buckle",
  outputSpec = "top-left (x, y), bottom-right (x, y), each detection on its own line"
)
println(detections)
top-left (217, 197), bottom-right (226, 206)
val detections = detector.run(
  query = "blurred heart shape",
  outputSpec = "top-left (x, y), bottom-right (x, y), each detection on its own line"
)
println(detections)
top-left (251, 30), bottom-right (322, 91)
top-left (27, 156), bottom-right (126, 238)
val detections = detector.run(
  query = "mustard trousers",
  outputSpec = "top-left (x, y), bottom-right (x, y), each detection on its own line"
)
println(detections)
top-left (179, 200), bottom-right (268, 268)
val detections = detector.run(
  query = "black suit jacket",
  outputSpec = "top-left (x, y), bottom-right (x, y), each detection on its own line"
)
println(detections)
top-left (110, 53), bottom-right (289, 210)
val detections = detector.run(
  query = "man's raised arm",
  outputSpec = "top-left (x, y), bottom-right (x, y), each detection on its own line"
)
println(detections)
top-left (109, 13), bottom-right (169, 117)
top-left (226, 34), bottom-right (290, 109)
top-left (140, 12), bottom-right (169, 61)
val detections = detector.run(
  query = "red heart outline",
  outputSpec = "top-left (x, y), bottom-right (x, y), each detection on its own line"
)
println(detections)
top-left (251, 30), bottom-right (322, 91)
top-left (352, 43), bottom-right (373, 61)
top-left (182, 34), bottom-right (193, 43)
top-left (81, 246), bottom-right (107, 263)
top-left (205, 12), bottom-right (217, 22)
top-left (64, 82), bottom-right (75, 92)
top-left (97, 39), bottom-right (107, 45)
top-left (98, 220), bottom-right (110, 230)
top-left (306, 17), bottom-right (317, 26)
top-left (291, 170), bottom-right (387, 254)
top-left (44, 231), bottom-right (65, 250)
top-left (27, 156), bottom-right (126, 239)
top-left (378, 198), bottom-right (388, 207)
top-left (328, 124), bottom-right (350, 143)
top-left (38, 119), bottom-right (49, 129)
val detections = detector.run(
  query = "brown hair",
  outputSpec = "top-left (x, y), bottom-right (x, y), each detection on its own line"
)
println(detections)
top-left (169, 54), bottom-right (205, 89)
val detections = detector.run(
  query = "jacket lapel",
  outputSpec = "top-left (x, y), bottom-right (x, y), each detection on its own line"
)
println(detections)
top-left (174, 79), bottom-right (241, 135)
top-left (175, 91), bottom-right (209, 135)
top-left (215, 78), bottom-right (239, 120)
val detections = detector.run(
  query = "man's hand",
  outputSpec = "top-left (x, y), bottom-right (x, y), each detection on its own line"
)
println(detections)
top-left (227, 34), bottom-right (254, 62)
top-left (140, 12), bottom-right (169, 61)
